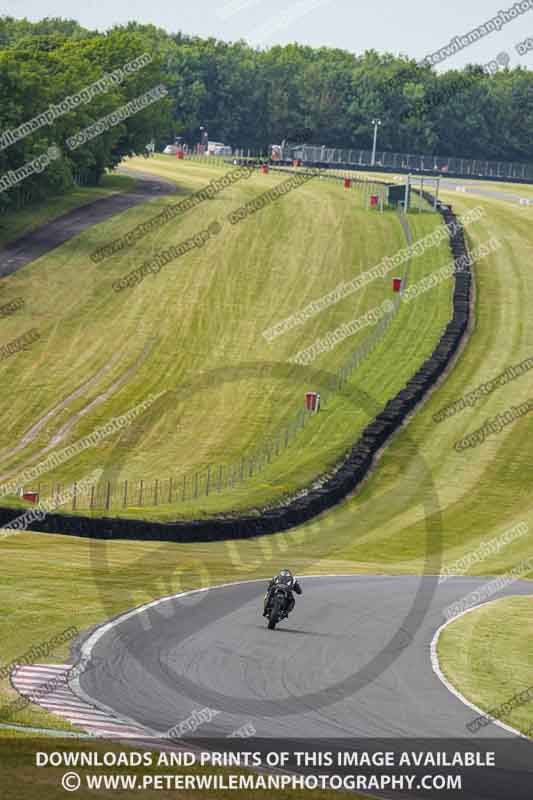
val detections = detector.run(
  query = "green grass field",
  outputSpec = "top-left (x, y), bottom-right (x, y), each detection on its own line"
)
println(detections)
top-left (1, 158), bottom-right (533, 744)
top-left (0, 154), bottom-right (451, 518)
top-left (438, 597), bottom-right (533, 737)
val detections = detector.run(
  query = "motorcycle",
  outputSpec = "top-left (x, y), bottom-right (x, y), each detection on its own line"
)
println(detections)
top-left (266, 585), bottom-right (291, 629)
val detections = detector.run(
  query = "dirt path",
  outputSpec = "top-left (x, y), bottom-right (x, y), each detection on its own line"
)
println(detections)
top-left (0, 339), bottom-right (156, 482)
top-left (0, 171), bottom-right (176, 278)
top-left (0, 348), bottom-right (125, 465)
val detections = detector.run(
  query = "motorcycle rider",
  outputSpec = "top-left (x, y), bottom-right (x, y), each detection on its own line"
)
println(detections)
top-left (263, 569), bottom-right (302, 617)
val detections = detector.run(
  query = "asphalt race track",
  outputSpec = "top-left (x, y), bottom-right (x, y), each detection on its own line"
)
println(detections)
top-left (0, 170), bottom-right (176, 279)
top-left (77, 575), bottom-right (533, 740)
top-left (430, 178), bottom-right (532, 206)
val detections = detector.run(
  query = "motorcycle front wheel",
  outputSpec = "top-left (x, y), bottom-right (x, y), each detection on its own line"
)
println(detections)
top-left (268, 597), bottom-right (282, 629)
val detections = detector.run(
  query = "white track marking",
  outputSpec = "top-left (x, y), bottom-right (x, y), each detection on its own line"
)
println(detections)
top-left (16, 576), bottom-right (527, 743)
top-left (71, 577), bottom-right (277, 737)
top-left (10, 664), bottom-right (149, 739)
top-left (10, 579), bottom-right (277, 742)
top-left (71, 575), bottom-right (361, 735)
top-left (430, 598), bottom-right (529, 739)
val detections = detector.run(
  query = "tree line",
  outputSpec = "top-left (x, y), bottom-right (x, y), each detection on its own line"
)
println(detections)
top-left (0, 14), bottom-right (532, 214)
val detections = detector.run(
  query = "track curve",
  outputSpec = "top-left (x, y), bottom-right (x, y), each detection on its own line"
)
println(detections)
top-left (76, 575), bottom-right (533, 740)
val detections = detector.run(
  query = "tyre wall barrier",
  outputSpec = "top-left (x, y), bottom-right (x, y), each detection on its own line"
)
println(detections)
top-left (0, 194), bottom-right (471, 543)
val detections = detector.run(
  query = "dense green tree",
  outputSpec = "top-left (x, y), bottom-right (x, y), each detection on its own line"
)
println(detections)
top-left (0, 14), bottom-right (531, 214)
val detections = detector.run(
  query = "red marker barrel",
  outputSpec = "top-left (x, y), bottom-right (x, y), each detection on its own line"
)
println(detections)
top-left (305, 392), bottom-right (318, 411)
top-left (22, 492), bottom-right (39, 504)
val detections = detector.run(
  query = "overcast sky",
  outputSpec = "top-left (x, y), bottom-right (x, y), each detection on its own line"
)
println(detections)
top-left (3, 0), bottom-right (533, 70)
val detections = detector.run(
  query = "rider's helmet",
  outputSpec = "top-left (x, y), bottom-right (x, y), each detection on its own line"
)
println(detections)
top-left (277, 568), bottom-right (293, 585)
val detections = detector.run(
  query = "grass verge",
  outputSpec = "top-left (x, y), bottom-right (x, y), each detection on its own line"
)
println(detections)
top-left (437, 596), bottom-right (533, 737)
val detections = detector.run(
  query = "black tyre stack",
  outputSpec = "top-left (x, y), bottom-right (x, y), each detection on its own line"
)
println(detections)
top-left (0, 196), bottom-right (471, 543)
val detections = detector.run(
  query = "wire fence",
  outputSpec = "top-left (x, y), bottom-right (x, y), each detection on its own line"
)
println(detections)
top-left (286, 144), bottom-right (533, 182)
top-left (32, 407), bottom-right (313, 511)
top-left (28, 182), bottom-right (422, 513)
top-left (183, 144), bottom-right (533, 182)
top-left (270, 163), bottom-right (392, 210)
top-left (171, 152), bottom-right (434, 213)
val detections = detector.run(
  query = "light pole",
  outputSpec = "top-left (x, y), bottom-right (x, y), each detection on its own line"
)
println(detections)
top-left (199, 126), bottom-right (208, 154)
top-left (371, 118), bottom-right (381, 166)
